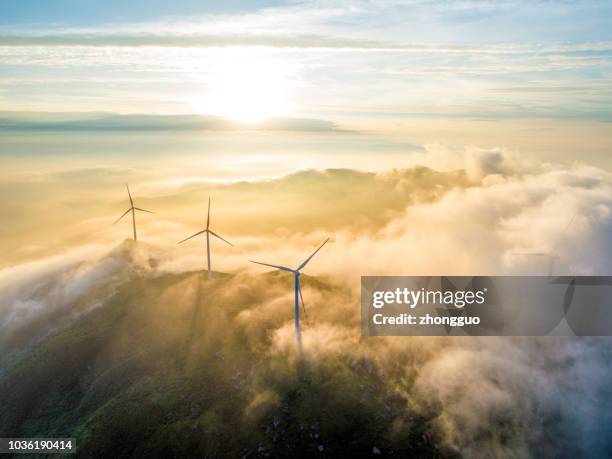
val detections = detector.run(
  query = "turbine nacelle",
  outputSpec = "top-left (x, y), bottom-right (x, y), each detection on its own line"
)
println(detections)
top-left (249, 238), bottom-right (330, 354)
top-left (113, 184), bottom-right (156, 241)
top-left (511, 215), bottom-right (577, 276)
top-left (249, 237), bottom-right (329, 274)
top-left (177, 197), bottom-right (232, 279)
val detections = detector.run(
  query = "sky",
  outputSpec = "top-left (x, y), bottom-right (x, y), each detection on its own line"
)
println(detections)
top-left (2, 5), bottom-right (612, 455)
top-left (2, 6), bottom-right (612, 454)
top-left (1, 0), bottom-right (612, 265)
top-left (1, 1), bottom-right (611, 147)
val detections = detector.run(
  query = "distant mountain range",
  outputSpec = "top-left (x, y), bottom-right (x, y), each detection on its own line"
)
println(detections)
top-left (0, 112), bottom-right (338, 132)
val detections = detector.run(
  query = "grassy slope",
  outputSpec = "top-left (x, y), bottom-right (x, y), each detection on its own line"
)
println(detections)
top-left (0, 267), bottom-right (446, 458)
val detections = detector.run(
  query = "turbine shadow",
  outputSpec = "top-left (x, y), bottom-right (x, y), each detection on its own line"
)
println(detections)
top-left (182, 272), bottom-right (206, 370)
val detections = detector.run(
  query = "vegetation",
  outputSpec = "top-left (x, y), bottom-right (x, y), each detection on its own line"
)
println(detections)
top-left (0, 261), bottom-right (446, 458)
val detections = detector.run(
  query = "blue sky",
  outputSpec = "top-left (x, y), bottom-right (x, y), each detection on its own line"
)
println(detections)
top-left (0, 0), bottom-right (611, 161)
top-left (2, 0), bottom-right (611, 43)
top-left (0, 1), bottom-right (285, 26)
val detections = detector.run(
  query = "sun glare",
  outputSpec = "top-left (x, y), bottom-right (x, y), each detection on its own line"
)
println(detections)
top-left (193, 51), bottom-right (291, 124)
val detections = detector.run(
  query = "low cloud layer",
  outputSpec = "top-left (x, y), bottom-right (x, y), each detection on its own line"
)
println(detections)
top-left (0, 112), bottom-right (338, 133)
top-left (1, 149), bottom-right (611, 456)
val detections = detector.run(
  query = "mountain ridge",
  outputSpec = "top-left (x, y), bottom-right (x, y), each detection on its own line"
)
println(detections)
top-left (0, 245), bottom-right (438, 458)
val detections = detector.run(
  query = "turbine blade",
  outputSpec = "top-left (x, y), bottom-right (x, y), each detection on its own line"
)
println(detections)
top-left (249, 260), bottom-right (294, 272)
top-left (113, 208), bottom-right (132, 224)
top-left (551, 214), bottom-right (576, 254)
top-left (206, 197), bottom-right (211, 229)
top-left (297, 238), bottom-right (330, 271)
top-left (177, 230), bottom-right (206, 244)
top-left (134, 207), bottom-right (156, 214)
top-left (209, 230), bottom-right (233, 246)
top-left (299, 282), bottom-right (307, 320)
top-left (126, 184), bottom-right (134, 207)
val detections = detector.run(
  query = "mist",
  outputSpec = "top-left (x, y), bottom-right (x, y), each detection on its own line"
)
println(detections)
top-left (1, 150), bottom-right (611, 457)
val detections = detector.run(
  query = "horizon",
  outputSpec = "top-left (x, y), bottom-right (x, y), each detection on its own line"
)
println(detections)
top-left (1, 0), bottom-right (611, 171)
top-left (1, 3), bottom-right (612, 457)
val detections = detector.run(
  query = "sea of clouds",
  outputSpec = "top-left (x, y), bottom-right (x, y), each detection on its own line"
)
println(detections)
top-left (1, 147), bottom-right (611, 457)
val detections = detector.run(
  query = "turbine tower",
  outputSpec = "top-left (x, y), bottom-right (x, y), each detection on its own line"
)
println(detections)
top-left (250, 238), bottom-right (329, 354)
top-left (114, 184), bottom-right (155, 241)
top-left (178, 197), bottom-right (233, 279)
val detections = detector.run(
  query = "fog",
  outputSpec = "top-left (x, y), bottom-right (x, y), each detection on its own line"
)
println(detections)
top-left (1, 149), bottom-right (611, 457)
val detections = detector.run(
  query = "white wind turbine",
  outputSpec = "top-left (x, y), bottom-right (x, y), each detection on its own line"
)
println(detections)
top-left (250, 238), bottom-right (329, 354)
top-left (178, 197), bottom-right (233, 279)
top-left (512, 215), bottom-right (576, 276)
top-left (512, 252), bottom-right (557, 276)
top-left (114, 184), bottom-right (156, 241)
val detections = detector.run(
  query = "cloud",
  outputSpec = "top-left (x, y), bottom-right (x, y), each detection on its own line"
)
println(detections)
top-left (0, 243), bottom-right (109, 342)
top-left (410, 337), bottom-right (612, 457)
top-left (2, 31), bottom-right (612, 54)
top-left (0, 240), bottom-right (164, 350)
top-left (3, 145), bottom-right (610, 280)
top-left (325, 161), bottom-right (611, 280)
top-left (0, 112), bottom-right (338, 132)
top-left (464, 147), bottom-right (521, 181)
top-left (0, 33), bottom-right (390, 49)
top-left (4, 147), bottom-right (611, 329)
top-left (1, 0), bottom-right (611, 53)
top-left (1, 0), bottom-right (611, 125)
top-left (490, 84), bottom-right (611, 93)
top-left (1, 151), bottom-right (612, 456)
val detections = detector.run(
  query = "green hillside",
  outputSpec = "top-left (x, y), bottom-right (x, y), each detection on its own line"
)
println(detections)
top-left (0, 242), bottom-right (443, 458)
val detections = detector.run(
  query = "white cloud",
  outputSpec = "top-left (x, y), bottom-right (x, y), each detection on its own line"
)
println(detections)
top-left (2, 151), bottom-right (612, 456)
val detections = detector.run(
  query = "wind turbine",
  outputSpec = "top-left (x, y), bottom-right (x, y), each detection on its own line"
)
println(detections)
top-left (512, 252), bottom-right (558, 276)
top-left (114, 184), bottom-right (155, 241)
top-left (250, 238), bottom-right (329, 354)
top-left (178, 197), bottom-right (233, 279)
top-left (512, 215), bottom-right (576, 276)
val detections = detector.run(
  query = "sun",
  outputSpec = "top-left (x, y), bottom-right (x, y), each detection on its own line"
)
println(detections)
top-left (193, 50), bottom-right (291, 124)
